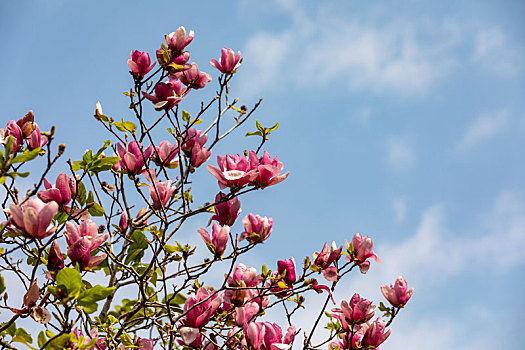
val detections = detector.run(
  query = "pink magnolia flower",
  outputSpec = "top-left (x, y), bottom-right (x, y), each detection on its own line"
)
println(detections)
top-left (210, 47), bottom-right (241, 74)
top-left (361, 318), bottom-right (391, 349)
top-left (346, 233), bottom-right (381, 274)
top-left (2, 120), bottom-right (23, 153)
top-left (165, 26), bottom-right (194, 52)
top-left (16, 110), bottom-right (37, 138)
top-left (224, 264), bottom-right (265, 309)
top-left (198, 223), bottom-right (230, 258)
top-left (47, 240), bottom-right (64, 272)
top-left (244, 322), bottom-right (296, 350)
top-left (119, 210), bottom-right (128, 232)
top-left (209, 192), bottom-right (241, 227)
top-left (381, 276), bottom-right (413, 307)
top-left (65, 220), bottom-right (108, 270)
top-left (240, 213), bottom-right (273, 243)
top-left (26, 123), bottom-right (48, 150)
top-left (142, 78), bottom-right (185, 110)
top-left (181, 128), bottom-right (211, 167)
top-left (313, 241), bottom-right (342, 282)
top-left (332, 293), bottom-right (375, 327)
top-left (179, 288), bottom-right (222, 345)
top-left (174, 62), bottom-right (212, 89)
top-left (149, 180), bottom-right (175, 209)
top-left (9, 198), bottom-right (58, 239)
top-left (235, 301), bottom-right (260, 326)
top-left (38, 172), bottom-right (77, 206)
top-left (119, 337), bottom-right (153, 350)
top-left (116, 141), bottom-right (154, 175)
top-left (249, 151), bottom-right (289, 189)
top-left (154, 140), bottom-right (179, 168)
top-left (277, 257), bottom-right (296, 285)
top-left (207, 153), bottom-right (257, 190)
top-left (156, 47), bottom-right (191, 70)
top-left (72, 327), bottom-right (106, 350)
top-left (329, 331), bottom-right (362, 350)
top-left (128, 50), bottom-right (156, 79)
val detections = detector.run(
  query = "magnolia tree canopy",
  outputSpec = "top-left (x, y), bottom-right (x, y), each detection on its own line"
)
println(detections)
top-left (0, 26), bottom-right (412, 350)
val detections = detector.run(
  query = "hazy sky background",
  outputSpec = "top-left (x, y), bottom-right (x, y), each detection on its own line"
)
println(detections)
top-left (1, 0), bottom-right (524, 348)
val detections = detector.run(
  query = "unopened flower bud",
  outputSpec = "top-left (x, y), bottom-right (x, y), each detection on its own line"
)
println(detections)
top-left (58, 143), bottom-right (66, 155)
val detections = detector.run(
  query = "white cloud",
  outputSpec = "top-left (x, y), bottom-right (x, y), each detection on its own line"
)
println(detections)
top-left (386, 137), bottom-right (415, 170)
top-left (473, 27), bottom-right (525, 76)
top-left (457, 109), bottom-right (508, 150)
top-left (240, 3), bottom-right (460, 98)
top-left (392, 198), bottom-right (407, 223)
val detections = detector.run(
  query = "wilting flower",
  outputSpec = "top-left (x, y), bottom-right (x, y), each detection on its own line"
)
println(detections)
top-left (47, 240), bottom-right (64, 272)
top-left (165, 26), bottom-right (194, 52)
top-left (346, 233), bottom-right (381, 274)
top-left (179, 288), bottom-right (222, 345)
top-left (207, 153), bottom-right (257, 190)
top-left (209, 192), bottom-right (241, 226)
top-left (210, 47), bottom-right (241, 74)
top-left (332, 293), bottom-right (375, 327)
top-left (249, 151), bottom-right (289, 189)
top-left (9, 198), bottom-right (58, 239)
top-left (198, 223), bottom-right (229, 258)
top-left (116, 141), bottom-right (154, 175)
top-left (240, 214), bottom-right (273, 243)
top-left (154, 140), bottom-right (179, 168)
top-left (143, 78), bottom-right (185, 110)
top-left (361, 318), bottom-right (391, 349)
top-left (65, 220), bottom-right (108, 269)
top-left (174, 63), bottom-right (211, 89)
top-left (149, 180), bottom-right (176, 209)
top-left (128, 50), bottom-right (156, 79)
top-left (38, 172), bottom-right (77, 206)
top-left (244, 321), bottom-right (296, 350)
top-left (313, 241), bottom-right (342, 282)
top-left (180, 128), bottom-right (211, 167)
top-left (381, 276), bottom-right (413, 307)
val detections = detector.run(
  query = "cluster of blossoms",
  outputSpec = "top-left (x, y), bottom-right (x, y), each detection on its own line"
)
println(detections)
top-left (0, 25), bottom-right (412, 350)
top-left (329, 276), bottom-right (413, 349)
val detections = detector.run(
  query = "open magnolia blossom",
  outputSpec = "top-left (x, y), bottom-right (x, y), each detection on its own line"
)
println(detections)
top-left (0, 25), bottom-right (410, 350)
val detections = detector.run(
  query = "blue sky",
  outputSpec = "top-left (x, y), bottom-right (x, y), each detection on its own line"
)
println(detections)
top-left (1, 0), bottom-right (524, 348)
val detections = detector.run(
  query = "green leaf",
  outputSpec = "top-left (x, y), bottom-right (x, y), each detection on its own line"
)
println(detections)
top-left (83, 150), bottom-right (93, 164)
top-left (12, 328), bottom-right (34, 348)
top-left (94, 140), bottom-right (111, 158)
top-left (182, 110), bottom-right (191, 122)
top-left (4, 135), bottom-right (13, 156)
top-left (87, 191), bottom-right (94, 204)
top-left (77, 285), bottom-right (115, 314)
top-left (267, 122), bottom-right (279, 132)
top-left (88, 202), bottom-right (104, 217)
top-left (0, 274), bottom-right (5, 294)
top-left (38, 331), bottom-right (47, 349)
top-left (120, 332), bottom-right (136, 347)
top-left (76, 181), bottom-right (87, 206)
top-left (164, 293), bottom-right (187, 306)
top-left (45, 334), bottom-right (72, 350)
top-left (90, 156), bottom-right (120, 173)
top-left (71, 160), bottom-right (85, 172)
top-left (9, 171), bottom-right (30, 178)
top-left (256, 120), bottom-right (264, 132)
top-left (12, 147), bottom-right (41, 164)
top-left (245, 131), bottom-right (263, 137)
top-left (125, 231), bottom-right (148, 265)
top-left (0, 176), bottom-right (5, 185)
top-left (55, 268), bottom-right (82, 299)
top-left (114, 121), bottom-right (136, 133)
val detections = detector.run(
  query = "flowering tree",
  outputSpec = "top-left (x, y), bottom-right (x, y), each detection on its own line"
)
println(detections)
top-left (0, 26), bottom-right (412, 349)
